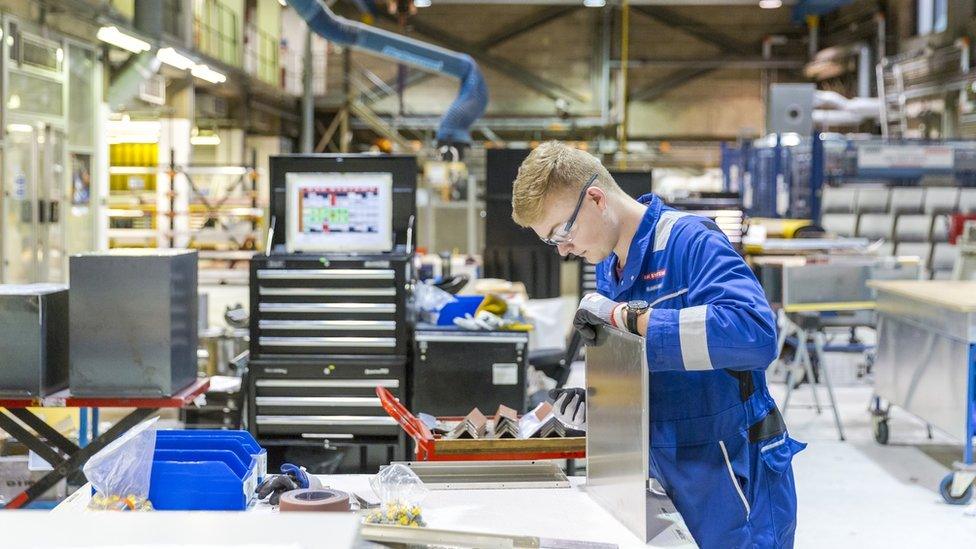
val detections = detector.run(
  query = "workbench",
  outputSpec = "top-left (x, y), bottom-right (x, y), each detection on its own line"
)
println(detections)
top-left (868, 280), bottom-right (976, 504)
top-left (0, 379), bottom-right (210, 509)
top-left (47, 474), bottom-right (696, 549)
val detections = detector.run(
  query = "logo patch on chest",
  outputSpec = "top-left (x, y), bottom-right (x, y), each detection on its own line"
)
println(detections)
top-left (643, 268), bottom-right (667, 281)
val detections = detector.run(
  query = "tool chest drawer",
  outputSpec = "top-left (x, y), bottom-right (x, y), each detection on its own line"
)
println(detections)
top-left (247, 358), bottom-right (406, 438)
top-left (250, 254), bottom-right (412, 357)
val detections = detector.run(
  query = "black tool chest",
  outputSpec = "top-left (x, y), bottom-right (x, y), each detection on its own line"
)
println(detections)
top-left (246, 253), bottom-right (413, 462)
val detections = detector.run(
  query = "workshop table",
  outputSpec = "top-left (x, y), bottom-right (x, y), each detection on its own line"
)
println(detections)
top-left (868, 280), bottom-right (976, 505)
top-left (0, 378), bottom-right (210, 509)
top-left (53, 474), bottom-right (696, 549)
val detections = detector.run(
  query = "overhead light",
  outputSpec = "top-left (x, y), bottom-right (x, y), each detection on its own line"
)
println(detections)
top-left (191, 64), bottom-right (226, 84)
top-left (106, 120), bottom-right (161, 144)
top-left (6, 123), bottom-right (34, 133)
top-left (96, 26), bottom-right (151, 53)
top-left (414, 0), bottom-right (431, 6)
top-left (780, 132), bottom-right (801, 147)
top-left (583, 0), bottom-right (606, 6)
top-left (759, 0), bottom-right (783, 8)
top-left (190, 133), bottom-right (221, 146)
top-left (278, 0), bottom-right (287, 5)
top-left (157, 47), bottom-right (195, 70)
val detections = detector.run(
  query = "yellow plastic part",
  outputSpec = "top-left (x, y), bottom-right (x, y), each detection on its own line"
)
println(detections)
top-left (475, 294), bottom-right (508, 316)
top-left (782, 301), bottom-right (876, 313)
top-left (747, 218), bottom-right (812, 239)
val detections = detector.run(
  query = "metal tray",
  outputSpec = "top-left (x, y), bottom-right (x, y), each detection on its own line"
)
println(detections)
top-left (394, 460), bottom-right (570, 490)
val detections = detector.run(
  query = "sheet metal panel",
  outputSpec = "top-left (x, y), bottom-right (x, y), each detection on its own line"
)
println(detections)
top-left (585, 326), bottom-right (671, 542)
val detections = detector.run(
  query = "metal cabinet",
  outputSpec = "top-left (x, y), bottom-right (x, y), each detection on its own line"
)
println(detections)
top-left (411, 328), bottom-right (529, 416)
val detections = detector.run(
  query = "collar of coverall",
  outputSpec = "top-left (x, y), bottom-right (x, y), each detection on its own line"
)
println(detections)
top-left (597, 193), bottom-right (662, 299)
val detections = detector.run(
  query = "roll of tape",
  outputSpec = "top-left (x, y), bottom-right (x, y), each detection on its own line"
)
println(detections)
top-left (279, 489), bottom-right (351, 512)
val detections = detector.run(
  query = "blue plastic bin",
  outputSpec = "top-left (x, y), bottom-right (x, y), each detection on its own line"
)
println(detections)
top-left (150, 449), bottom-right (255, 511)
top-left (156, 430), bottom-right (267, 481)
top-left (436, 295), bottom-right (483, 325)
top-left (154, 437), bottom-right (258, 484)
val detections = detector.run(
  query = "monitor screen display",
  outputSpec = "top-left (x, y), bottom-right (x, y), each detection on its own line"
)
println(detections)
top-left (285, 172), bottom-right (393, 252)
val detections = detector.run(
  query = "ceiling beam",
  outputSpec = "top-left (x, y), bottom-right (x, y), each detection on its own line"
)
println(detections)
top-left (412, 1), bottom-right (797, 4)
top-left (376, 11), bottom-right (587, 103)
top-left (475, 5), bottom-right (577, 49)
top-left (631, 5), bottom-right (755, 56)
top-left (629, 67), bottom-right (715, 103)
top-left (613, 57), bottom-right (806, 69)
top-left (365, 6), bottom-right (577, 105)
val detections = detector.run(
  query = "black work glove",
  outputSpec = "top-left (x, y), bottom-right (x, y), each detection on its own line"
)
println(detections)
top-left (548, 387), bottom-right (587, 430)
top-left (573, 293), bottom-right (624, 345)
top-left (255, 474), bottom-right (299, 506)
top-left (573, 308), bottom-right (607, 346)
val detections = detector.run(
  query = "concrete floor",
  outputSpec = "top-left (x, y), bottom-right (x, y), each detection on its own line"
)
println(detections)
top-left (565, 355), bottom-right (976, 547)
top-left (774, 381), bottom-right (976, 548)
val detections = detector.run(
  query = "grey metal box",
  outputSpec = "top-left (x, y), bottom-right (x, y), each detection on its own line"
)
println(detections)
top-left (769, 83), bottom-right (815, 135)
top-left (69, 249), bottom-right (198, 397)
top-left (0, 284), bottom-right (69, 397)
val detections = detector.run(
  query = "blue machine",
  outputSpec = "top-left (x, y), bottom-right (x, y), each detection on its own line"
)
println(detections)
top-left (722, 133), bottom-right (976, 222)
top-left (722, 134), bottom-right (823, 221)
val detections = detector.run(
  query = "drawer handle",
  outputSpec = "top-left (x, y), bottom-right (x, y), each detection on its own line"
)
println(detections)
top-left (256, 397), bottom-right (382, 407)
top-left (260, 336), bottom-right (397, 348)
top-left (259, 303), bottom-right (396, 314)
top-left (255, 379), bottom-right (400, 389)
top-left (257, 269), bottom-right (393, 280)
top-left (255, 415), bottom-right (398, 426)
top-left (258, 320), bottom-right (396, 331)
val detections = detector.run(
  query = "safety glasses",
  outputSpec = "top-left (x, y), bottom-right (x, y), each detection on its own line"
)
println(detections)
top-left (541, 173), bottom-right (598, 246)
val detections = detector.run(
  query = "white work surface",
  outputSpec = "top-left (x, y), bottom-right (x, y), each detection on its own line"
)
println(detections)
top-left (47, 475), bottom-right (695, 549)
top-left (316, 475), bottom-right (695, 549)
top-left (0, 510), bottom-right (360, 548)
top-left (867, 280), bottom-right (976, 312)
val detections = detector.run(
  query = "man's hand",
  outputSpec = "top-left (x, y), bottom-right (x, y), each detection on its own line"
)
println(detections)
top-left (549, 387), bottom-right (586, 430)
top-left (573, 293), bottom-right (625, 345)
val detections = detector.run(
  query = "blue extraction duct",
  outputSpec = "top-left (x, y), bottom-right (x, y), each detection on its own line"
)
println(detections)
top-left (286, 0), bottom-right (489, 148)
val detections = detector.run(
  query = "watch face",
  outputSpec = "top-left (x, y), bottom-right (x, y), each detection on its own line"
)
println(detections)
top-left (628, 299), bottom-right (650, 312)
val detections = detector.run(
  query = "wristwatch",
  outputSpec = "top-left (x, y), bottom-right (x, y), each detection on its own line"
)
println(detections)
top-left (625, 300), bottom-right (650, 335)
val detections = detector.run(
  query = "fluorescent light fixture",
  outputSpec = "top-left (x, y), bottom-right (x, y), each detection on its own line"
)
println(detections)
top-left (583, 0), bottom-right (606, 7)
top-left (780, 132), bottom-right (801, 147)
top-left (190, 134), bottom-right (221, 146)
top-left (414, 0), bottom-right (431, 7)
top-left (759, 0), bottom-right (783, 8)
top-left (106, 120), bottom-right (161, 144)
top-left (96, 26), bottom-right (151, 53)
top-left (6, 123), bottom-right (34, 133)
top-left (278, 0), bottom-right (287, 5)
top-left (157, 47), bottom-right (195, 70)
top-left (191, 64), bottom-right (227, 84)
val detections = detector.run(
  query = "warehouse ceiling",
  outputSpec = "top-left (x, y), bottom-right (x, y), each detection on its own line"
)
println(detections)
top-left (325, 2), bottom-right (809, 140)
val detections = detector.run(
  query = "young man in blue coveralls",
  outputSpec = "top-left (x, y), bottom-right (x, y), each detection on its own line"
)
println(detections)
top-left (511, 142), bottom-right (806, 548)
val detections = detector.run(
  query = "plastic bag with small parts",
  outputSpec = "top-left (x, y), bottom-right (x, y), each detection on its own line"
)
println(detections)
top-left (364, 463), bottom-right (429, 527)
top-left (83, 416), bottom-right (158, 511)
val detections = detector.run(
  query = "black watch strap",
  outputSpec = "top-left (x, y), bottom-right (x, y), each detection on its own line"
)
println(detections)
top-left (625, 301), bottom-right (649, 334)
top-left (626, 307), bottom-right (639, 334)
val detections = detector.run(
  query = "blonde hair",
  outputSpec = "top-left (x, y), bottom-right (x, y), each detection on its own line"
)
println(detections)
top-left (511, 141), bottom-right (619, 227)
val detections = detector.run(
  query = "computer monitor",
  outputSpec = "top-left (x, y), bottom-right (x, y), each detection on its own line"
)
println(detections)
top-left (285, 171), bottom-right (394, 253)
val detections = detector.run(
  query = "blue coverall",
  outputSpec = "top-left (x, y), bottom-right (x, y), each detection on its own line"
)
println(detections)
top-left (594, 194), bottom-right (806, 548)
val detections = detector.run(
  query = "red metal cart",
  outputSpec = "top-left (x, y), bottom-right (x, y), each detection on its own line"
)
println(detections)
top-left (377, 386), bottom-right (585, 461)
